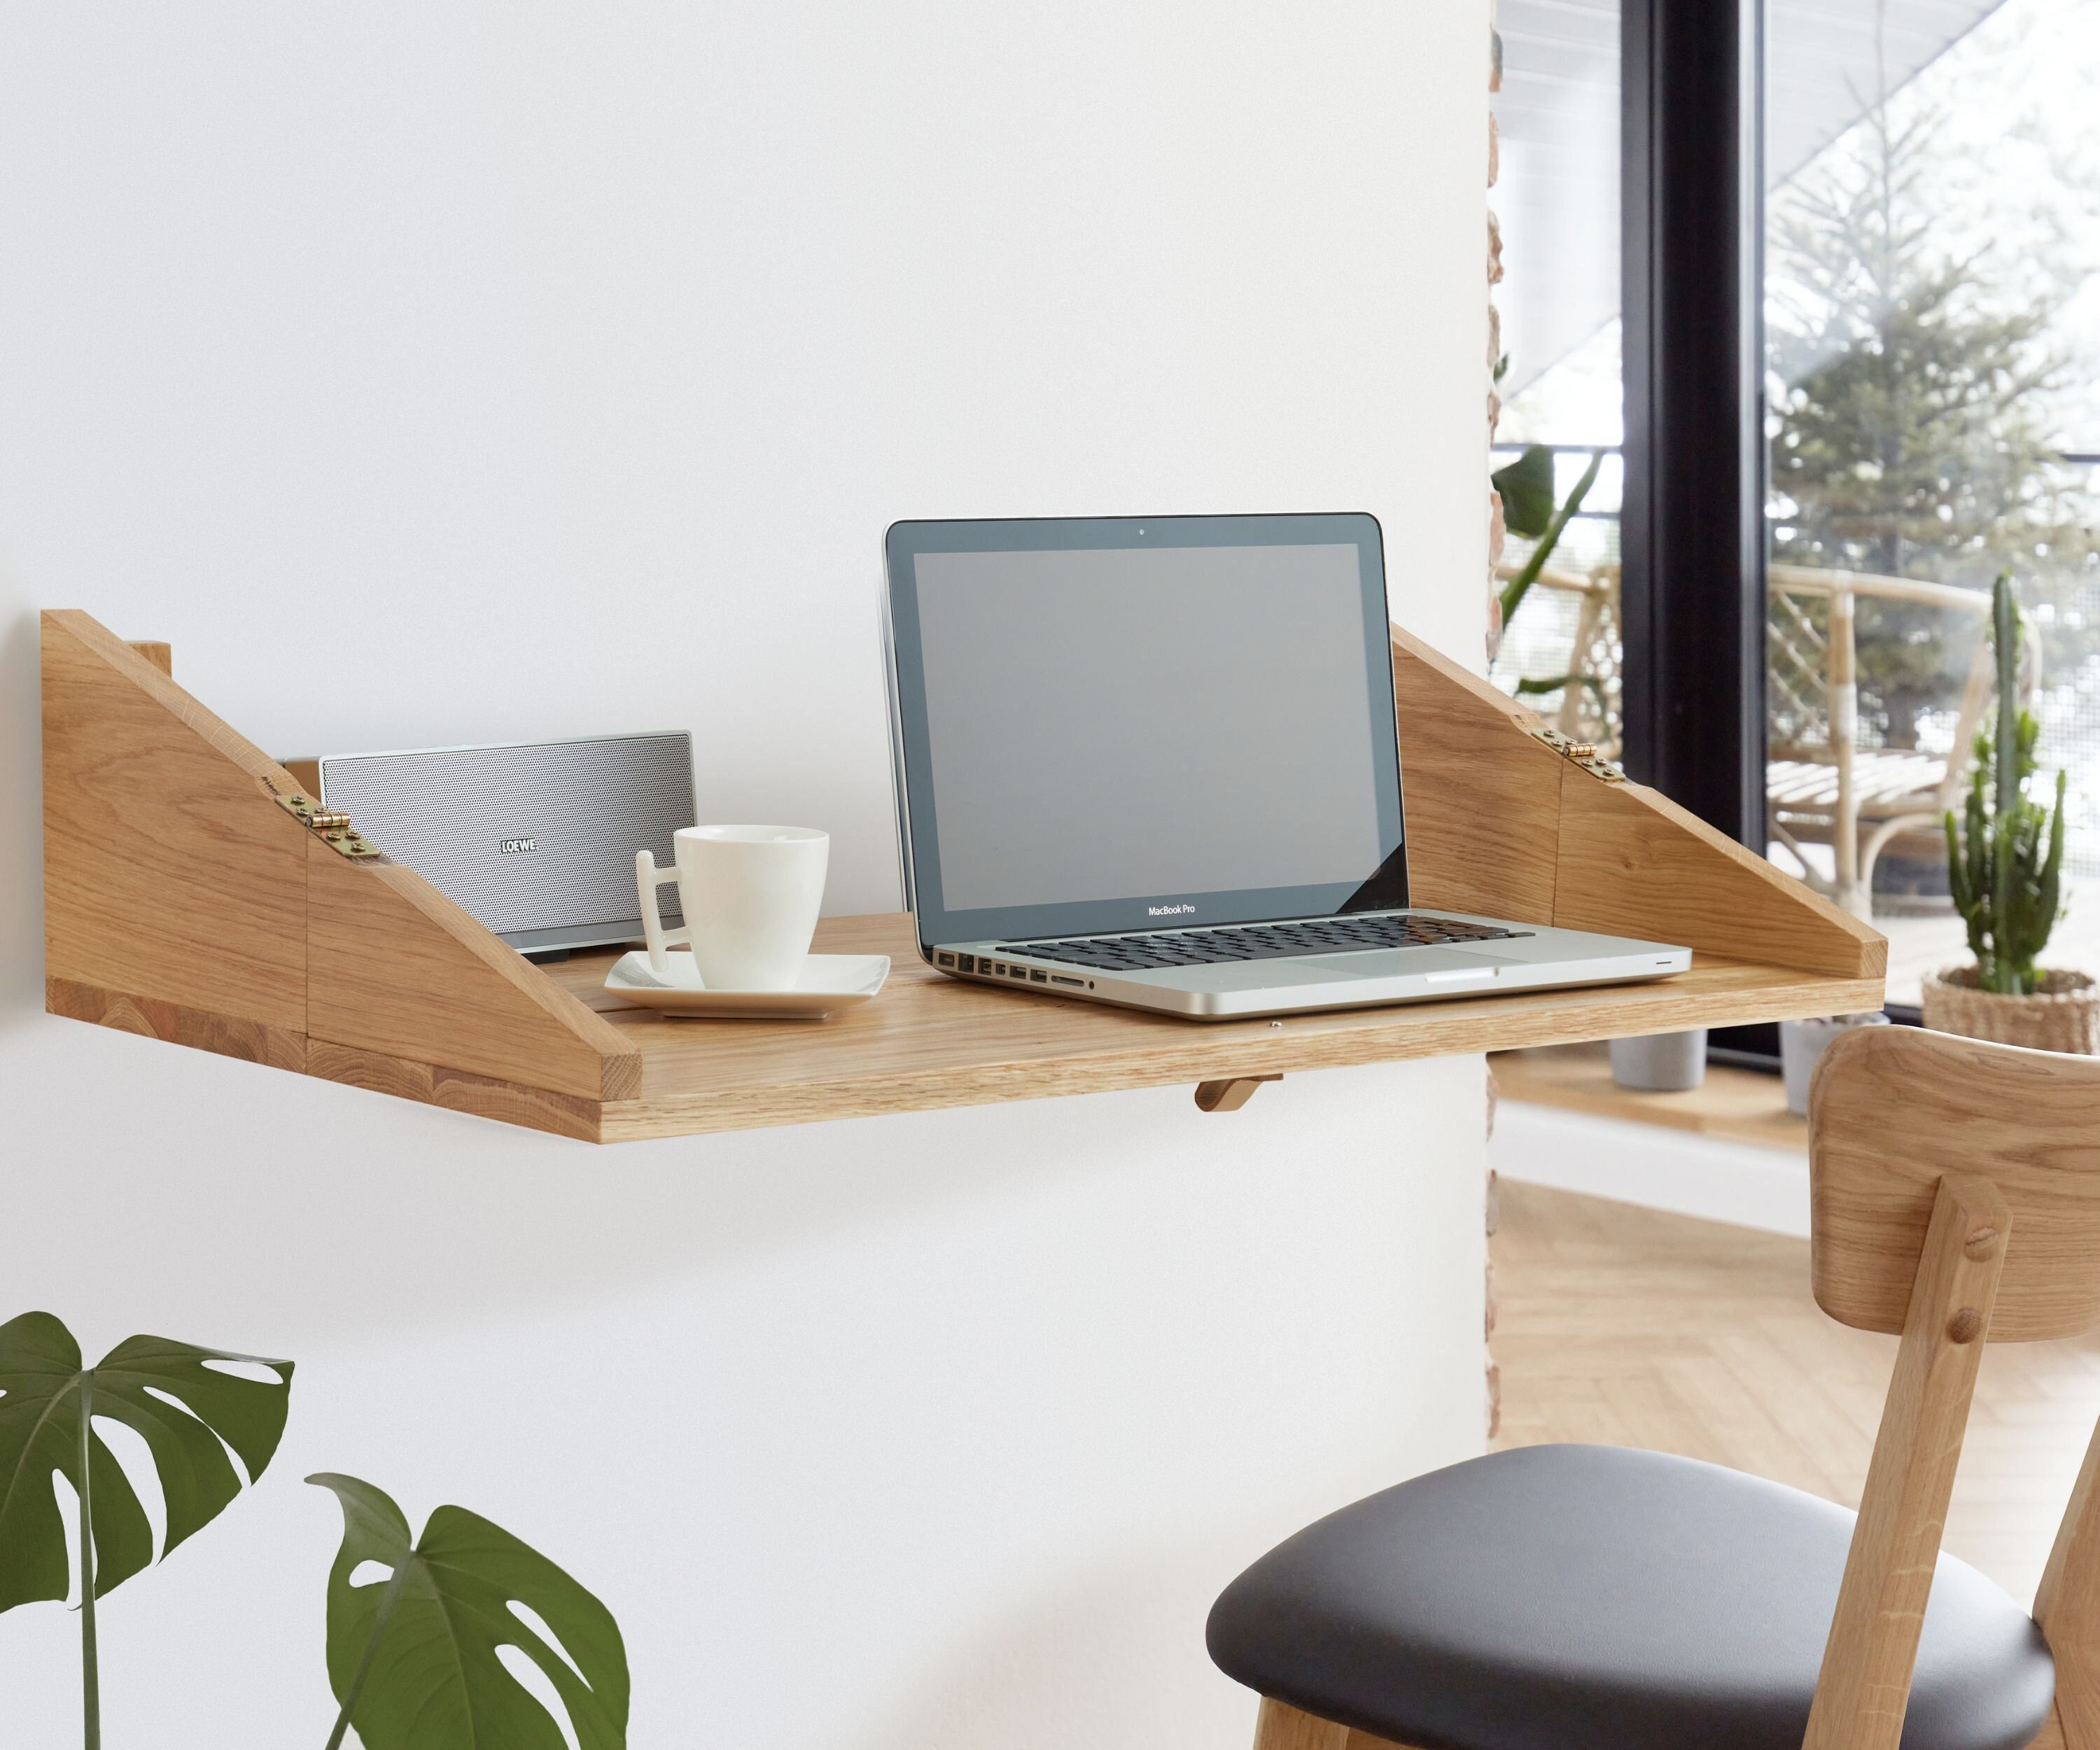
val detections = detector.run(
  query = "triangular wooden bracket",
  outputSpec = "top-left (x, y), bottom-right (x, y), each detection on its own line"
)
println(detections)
top-left (41, 610), bottom-right (640, 1138)
top-left (1390, 624), bottom-right (1884, 983)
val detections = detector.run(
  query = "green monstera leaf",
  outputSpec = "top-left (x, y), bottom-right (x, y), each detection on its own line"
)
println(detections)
top-left (0, 1310), bottom-right (293, 1614)
top-left (1490, 442), bottom-right (1557, 540)
top-left (311, 1472), bottom-right (629, 1750)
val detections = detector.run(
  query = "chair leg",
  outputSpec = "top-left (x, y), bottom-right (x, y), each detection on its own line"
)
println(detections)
top-left (1252, 1698), bottom-right (1348, 1750)
top-left (1251, 1696), bottom-right (1424, 1750)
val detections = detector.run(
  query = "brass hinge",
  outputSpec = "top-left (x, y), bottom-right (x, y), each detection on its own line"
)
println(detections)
top-left (275, 792), bottom-right (384, 859)
top-left (1528, 726), bottom-right (1627, 783)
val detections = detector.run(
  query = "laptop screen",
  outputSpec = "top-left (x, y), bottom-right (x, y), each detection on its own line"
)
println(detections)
top-left (885, 514), bottom-right (1408, 947)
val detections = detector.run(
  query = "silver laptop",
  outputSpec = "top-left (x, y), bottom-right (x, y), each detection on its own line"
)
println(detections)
top-left (881, 512), bottom-right (1690, 1020)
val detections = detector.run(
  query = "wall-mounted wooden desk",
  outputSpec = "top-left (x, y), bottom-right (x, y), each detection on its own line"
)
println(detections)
top-left (40, 610), bottom-right (1885, 1143)
top-left (521, 922), bottom-right (1872, 1143)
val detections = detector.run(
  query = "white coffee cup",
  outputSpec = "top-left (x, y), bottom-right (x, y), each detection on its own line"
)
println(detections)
top-left (636, 825), bottom-right (830, 990)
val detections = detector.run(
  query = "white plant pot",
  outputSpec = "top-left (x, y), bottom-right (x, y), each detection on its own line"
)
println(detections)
top-left (1779, 1011), bottom-right (1891, 1115)
top-left (1609, 1029), bottom-right (1708, 1093)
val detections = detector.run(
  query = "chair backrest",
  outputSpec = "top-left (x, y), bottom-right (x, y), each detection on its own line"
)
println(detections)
top-left (1801, 1026), bottom-right (2100, 1750)
top-left (1764, 566), bottom-right (2030, 794)
top-left (1810, 1026), bottom-right (2100, 1341)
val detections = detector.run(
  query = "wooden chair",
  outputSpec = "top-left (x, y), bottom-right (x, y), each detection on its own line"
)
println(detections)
top-left (1208, 1026), bottom-right (2100, 1750)
top-left (1765, 566), bottom-right (2033, 920)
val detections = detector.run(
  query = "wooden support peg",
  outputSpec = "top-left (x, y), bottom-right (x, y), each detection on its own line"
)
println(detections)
top-left (1194, 1074), bottom-right (1281, 1113)
top-left (127, 640), bottom-right (172, 676)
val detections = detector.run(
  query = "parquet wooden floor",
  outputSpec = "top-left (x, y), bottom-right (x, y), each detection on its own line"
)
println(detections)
top-left (1490, 1178), bottom-right (2100, 1606)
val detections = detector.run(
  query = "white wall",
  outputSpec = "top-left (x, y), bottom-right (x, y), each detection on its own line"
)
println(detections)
top-left (1492, 1101), bottom-right (1813, 1236)
top-left (0, 5), bottom-right (1490, 1744)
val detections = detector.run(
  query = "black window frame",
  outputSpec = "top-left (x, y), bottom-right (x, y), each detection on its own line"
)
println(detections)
top-left (1622, 0), bottom-right (1800, 1064)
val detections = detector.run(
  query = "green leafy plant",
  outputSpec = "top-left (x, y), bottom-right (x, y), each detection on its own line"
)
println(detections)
top-left (0, 1311), bottom-right (293, 1750)
top-left (312, 1472), bottom-right (629, 1750)
top-left (1945, 574), bottom-right (2068, 994)
top-left (1492, 442), bottom-right (1605, 629)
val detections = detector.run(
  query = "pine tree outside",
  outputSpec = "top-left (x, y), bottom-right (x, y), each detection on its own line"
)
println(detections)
top-left (1492, 0), bottom-right (2100, 1007)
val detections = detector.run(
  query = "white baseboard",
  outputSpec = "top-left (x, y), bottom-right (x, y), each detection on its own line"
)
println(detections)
top-left (1489, 1099), bottom-right (1810, 1238)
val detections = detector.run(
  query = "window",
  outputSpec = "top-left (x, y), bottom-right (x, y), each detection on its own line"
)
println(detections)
top-left (1763, 0), bottom-right (2100, 1007)
top-left (1489, 1), bottom-right (1627, 754)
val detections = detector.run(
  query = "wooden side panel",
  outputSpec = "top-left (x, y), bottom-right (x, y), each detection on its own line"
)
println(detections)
top-left (1389, 627), bottom-right (1561, 921)
top-left (307, 1042), bottom-right (601, 1142)
top-left (47, 611), bottom-right (304, 790)
top-left (1390, 621), bottom-right (1881, 981)
top-left (46, 975), bottom-right (307, 1072)
top-left (307, 841), bottom-right (641, 1102)
top-left (1553, 768), bottom-right (1886, 978)
top-left (1809, 1026), bottom-right (2100, 1340)
top-left (42, 610), bottom-right (311, 1030)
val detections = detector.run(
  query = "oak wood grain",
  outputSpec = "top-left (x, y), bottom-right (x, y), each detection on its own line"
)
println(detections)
top-left (1245, 1699), bottom-right (1418, 1750)
top-left (42, 610), bottom-right (312, 1031)
top-left (47, 611), bottom-right (304, 792)
top-left (1802, 1174), bottom-right (2009, 1750)
top-left (1809, 1026), bottom-right (2100, 1341)
top-left (2038, 1419), bottom-right (2100, 1749)
top-left (1195, 1075), bottom-right (1280, 1113)
top-left (45, 974), bottom-right (307, 1072)
top-left (125, 640), bottom-right (172, 676)
top-left (1388, 626), bottom-right (1562, 922)
top-left (306, 840), bottom-right (640, 1102)
top-left (1550, 760), bottom-right (1886, 979)
top-left (1250, 1698), bottom-right (1350, 1750)
top-left (305, 1041), bottom-right (601, 1142)
top-left (553, 914), bottom-right (1882, 1142)
top-left (1387, 625), bottom-right (1882, 980)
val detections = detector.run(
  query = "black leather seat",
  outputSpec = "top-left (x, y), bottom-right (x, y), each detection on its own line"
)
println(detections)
top-left (1207, 1445), bottom-right (2054, 1750)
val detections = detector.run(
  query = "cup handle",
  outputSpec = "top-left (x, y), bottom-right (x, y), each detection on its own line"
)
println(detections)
top-left (636, 850), bottom-right (692, 978)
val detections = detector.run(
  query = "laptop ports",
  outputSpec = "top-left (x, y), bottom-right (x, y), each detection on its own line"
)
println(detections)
top-left (937, 951), bottom-right (956, 968)
top-left (1030, 968), bottom-right (1049, 983)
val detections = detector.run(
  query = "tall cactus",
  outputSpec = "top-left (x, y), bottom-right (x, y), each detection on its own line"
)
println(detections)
top-left (1944, 573), bottom-right (2067, 995)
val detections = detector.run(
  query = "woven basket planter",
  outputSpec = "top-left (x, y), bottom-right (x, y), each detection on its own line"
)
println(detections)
top-left (1920, 965), bottom-right (2100, 1055)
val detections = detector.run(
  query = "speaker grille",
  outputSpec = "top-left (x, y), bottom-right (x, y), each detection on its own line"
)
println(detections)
top-left (318, 734), bottom-right (696, 939)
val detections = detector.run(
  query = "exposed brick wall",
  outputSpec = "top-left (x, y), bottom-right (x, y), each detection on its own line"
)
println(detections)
top-left (1485, 7), bottom-right (1504, 1443)
top-left (1485, 13), bottom-right (1506, 666)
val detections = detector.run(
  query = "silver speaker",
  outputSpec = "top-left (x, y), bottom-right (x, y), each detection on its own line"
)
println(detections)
top-left (288, 733), bottom-right (696, 954)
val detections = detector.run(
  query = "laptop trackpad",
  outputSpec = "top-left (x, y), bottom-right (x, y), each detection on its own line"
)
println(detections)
top-left (1164, 947), bottom-right (1510, 991)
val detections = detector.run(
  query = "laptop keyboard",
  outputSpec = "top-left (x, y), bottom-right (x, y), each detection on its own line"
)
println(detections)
top-left (1004, 914), bottom-right (1530, 973)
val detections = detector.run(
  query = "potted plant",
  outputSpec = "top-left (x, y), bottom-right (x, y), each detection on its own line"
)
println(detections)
top-left (0, 1311), bottom-right (627, 1749)
top-left (1922, 575), bottom-right (2098, 1053)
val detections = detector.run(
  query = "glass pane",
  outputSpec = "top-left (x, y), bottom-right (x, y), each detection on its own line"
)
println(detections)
top-left (1488, 1), bottom-right (1624, 754)
top-left (1764, 0), bottom-right (2100, 1006)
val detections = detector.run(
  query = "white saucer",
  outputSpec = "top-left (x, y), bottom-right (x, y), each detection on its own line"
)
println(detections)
top-left (603, 950), bottom-right (890, 1019)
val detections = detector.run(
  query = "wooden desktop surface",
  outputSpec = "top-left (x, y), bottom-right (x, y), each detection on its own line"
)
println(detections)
top-left (545, 913), bottom-right (1883, 1143)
